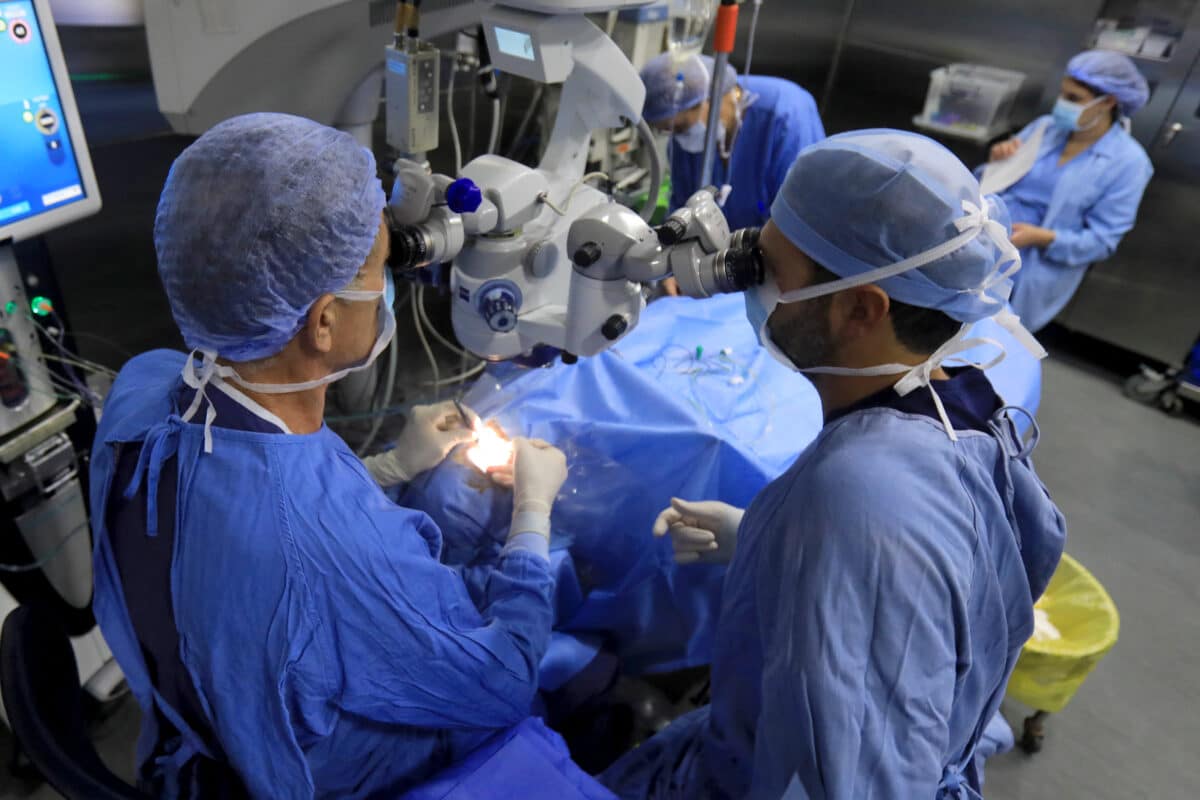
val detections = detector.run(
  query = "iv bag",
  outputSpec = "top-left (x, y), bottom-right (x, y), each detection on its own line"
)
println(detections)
top-left (668, 0), bottom-right (716, 58)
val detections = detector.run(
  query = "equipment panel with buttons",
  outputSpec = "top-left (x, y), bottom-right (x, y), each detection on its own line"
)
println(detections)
top-left (385, 41), bottom-right (441, 156)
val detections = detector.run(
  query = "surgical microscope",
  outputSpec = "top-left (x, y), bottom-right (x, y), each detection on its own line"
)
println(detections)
top-left (382, 0), bottom-right (762, 363)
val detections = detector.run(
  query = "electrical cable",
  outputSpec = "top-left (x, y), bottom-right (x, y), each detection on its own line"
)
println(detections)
top-left (0, 522), bottom-right (89, 573)
top-left (412, 286), bottom-right (441, 400)
top-left (6, 360), bottom-right (80, 401)
top-left (325, 404), bottom-right (409, 424)
top-left (821, 0), bottom-right (858, 116)
top-left (29, 312), bottom-right (103, 404)
top-left (487, 96), bottom-right (502, 155)
top-left (506, 84), bottom-right (545, 159)
top-left (416, 288), bottom-right (479, 361)
top-left (356, 330), bottom-right (399, 456)
top-left (636, 118), bottom-right (663, 222)
top-left (744, 0), bottom-right (764, 76)
top-left (51, 330), bottom-right (133, 362)
top-left (447, 63), bottom-right (464, 174)
top-left (539, 172), bottom-right (610, 216)
top-left (423, 360), bottom-right (486, 387)
top-left (38, 352), bottom-right (118, 379)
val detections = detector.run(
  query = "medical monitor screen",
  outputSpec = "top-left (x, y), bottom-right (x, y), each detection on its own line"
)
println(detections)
top-left (0, 0), bottom-right (88, 229)
top-left (495, 26), bottom-right (536, 61)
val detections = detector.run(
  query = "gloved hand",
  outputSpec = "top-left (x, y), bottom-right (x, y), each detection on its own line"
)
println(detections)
top-left (653, 498), bottom-right (744, 565)
top-left (362, 401), bottom-right (476, 487)
top-left (509, 438), bottom-right (568, 542)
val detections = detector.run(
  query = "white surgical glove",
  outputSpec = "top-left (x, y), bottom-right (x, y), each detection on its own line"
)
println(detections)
top-left (653, 498), bottom-right (745, 565)
top-left (508, 438), bottom-right (568, 543)
top-left (362, 401), bottom-right (476, 487)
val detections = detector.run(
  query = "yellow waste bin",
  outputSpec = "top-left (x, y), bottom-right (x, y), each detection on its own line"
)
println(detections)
top-left (1008, 553), bottom-right (1119, 752)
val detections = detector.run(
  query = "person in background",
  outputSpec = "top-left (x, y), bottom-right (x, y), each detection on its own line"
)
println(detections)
top-left (89, 113), bottom-right (569, 798)
top-left (600, 130), bottom-right (1066, 799)
top-left (641, 52), bottom-right (825, 293)
top-left (986, 49), bottom-right (1153, 332)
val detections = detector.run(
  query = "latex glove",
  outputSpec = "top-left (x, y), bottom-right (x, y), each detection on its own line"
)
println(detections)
top-left (362, 401), bottom-right (476, 487)
top-left (509, 438), bottom-right (568, 541)
top-left (990, 137), bottom-right (1021, 162)
top-left (653, 498), bottom-right (745, 565)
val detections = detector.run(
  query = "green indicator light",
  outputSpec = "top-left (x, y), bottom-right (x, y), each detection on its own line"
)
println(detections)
top-left (30, 296), bottom-right (54, 317)
top-left (4, 302), bottom-right (15, 315)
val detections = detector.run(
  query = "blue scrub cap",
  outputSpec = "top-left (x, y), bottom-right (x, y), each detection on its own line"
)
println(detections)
top-left (155, 113), bottom-right (386, 362)
top-left (1066, 49), bottom-right (1150, 116)
top-left (770, 129), bottom-right (1019, 324)
top-left (641, 53), bottom-right (739, 124)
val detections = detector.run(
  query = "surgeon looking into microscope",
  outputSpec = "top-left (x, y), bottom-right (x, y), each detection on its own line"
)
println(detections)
top-left (601, 131), bottom-right (1068, 799)
top-left (88, 113), bottom-right (569, 798)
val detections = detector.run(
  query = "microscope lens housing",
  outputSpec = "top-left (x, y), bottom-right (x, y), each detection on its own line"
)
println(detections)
top-left (708, 232), bottom-right (764, 294)
top-left (387, 224), bottom-right (434, 272)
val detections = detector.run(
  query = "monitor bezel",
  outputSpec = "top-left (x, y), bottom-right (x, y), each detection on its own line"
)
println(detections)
top-left (0, 0), bottom-right (102, 244)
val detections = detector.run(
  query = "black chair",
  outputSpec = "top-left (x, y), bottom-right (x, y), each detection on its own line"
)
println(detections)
top-left (0, 604), bottom-right (150, 799)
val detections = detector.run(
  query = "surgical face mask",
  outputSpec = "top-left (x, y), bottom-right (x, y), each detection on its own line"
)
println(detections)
top-left (181, 284), bottom-right (397, 451)
top-left (673, 119), bottom-right (727, 154)
top-left (674, 121), bottom-right (707, 154)
top-left (743, 273), bottom-right (834, 371)
top-left (228, 286), bottom-right (396, 395)
top-left (1052, 95), bottom-right (1106, 132)
top-left (744, 273), bottom-right (792, 369)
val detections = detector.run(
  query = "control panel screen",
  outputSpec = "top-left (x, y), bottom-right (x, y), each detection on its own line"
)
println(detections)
top-left (495, 26), bottom-right (536, 61)
top-left (0, 0), bottom-right (88, 229)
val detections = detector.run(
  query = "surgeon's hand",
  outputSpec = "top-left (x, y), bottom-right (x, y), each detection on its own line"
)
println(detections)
top-left (507, 438), bottom-right (567, 546)
top-left (1010, 222), bottom-right (1056, 250)
top-left (654, 498), bottom-right (744, 565)
top-left (362, 401), bottom-right (477, 487)
top-left (511, 438), bottom-right (568, 516)
top-left (990, 137), bottom-right (1021, 161)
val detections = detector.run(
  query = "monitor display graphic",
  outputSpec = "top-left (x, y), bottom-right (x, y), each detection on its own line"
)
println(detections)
top-left (0, 0), bottom-right (89, 230)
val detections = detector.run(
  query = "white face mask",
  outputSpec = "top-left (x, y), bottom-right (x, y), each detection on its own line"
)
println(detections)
top-left (745, 198), bottom-right (1047, 441)
top-left (181, 284), bottom-right (396, 451)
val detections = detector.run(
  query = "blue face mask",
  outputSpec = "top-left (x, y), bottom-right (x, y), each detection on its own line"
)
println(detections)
top-left (1052, 96), bottom-right (1105, 132)
top-left (743, 274), bottom-right (797, 370)
top-left (674, 121), bottom-right (709, 154)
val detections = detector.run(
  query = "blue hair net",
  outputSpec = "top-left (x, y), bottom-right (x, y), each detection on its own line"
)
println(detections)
top-left (155, 113), bottom-right (386, 362)
top-left (1066, 49), bottom-right (1150, 116)
top-left (640, 53), bottom-right (739, 124)
top-left (770, 130), bottom-right (1015, 324)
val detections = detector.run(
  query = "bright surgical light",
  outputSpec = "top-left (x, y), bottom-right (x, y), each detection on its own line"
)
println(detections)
top-left (467, 419), bottom-right (514, 473)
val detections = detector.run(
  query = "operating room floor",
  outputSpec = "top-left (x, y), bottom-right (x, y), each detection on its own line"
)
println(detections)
top-left (985, 349), bottom-right (1200, 799)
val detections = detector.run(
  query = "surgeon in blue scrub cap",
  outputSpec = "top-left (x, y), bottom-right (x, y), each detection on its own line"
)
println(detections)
top-left (984, 49), bottom-right (1153, 331)
top-left (641, 53), bottom-right (824, 293)
top-left (89, 113), bottom-right (571, 797)
top-left (601, 131), bottom-right (1067, 799)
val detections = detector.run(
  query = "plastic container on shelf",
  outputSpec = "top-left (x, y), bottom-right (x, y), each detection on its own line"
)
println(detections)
top-left (914, 63), bottom-right (1026, 144)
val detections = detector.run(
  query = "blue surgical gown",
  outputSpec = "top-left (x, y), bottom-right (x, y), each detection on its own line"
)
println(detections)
top-left (998, 116), bottom-right (1153, 332)
top-left (600, 368), bottom-right (1067, 799)
top-left (90, 350), bottom-right (556, 798)
top-left (670, 75), bottom-right (825, 231)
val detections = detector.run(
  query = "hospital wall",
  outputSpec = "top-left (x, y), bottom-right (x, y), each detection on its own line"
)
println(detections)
top-left (737, 0), bottom-right (1199, 366)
